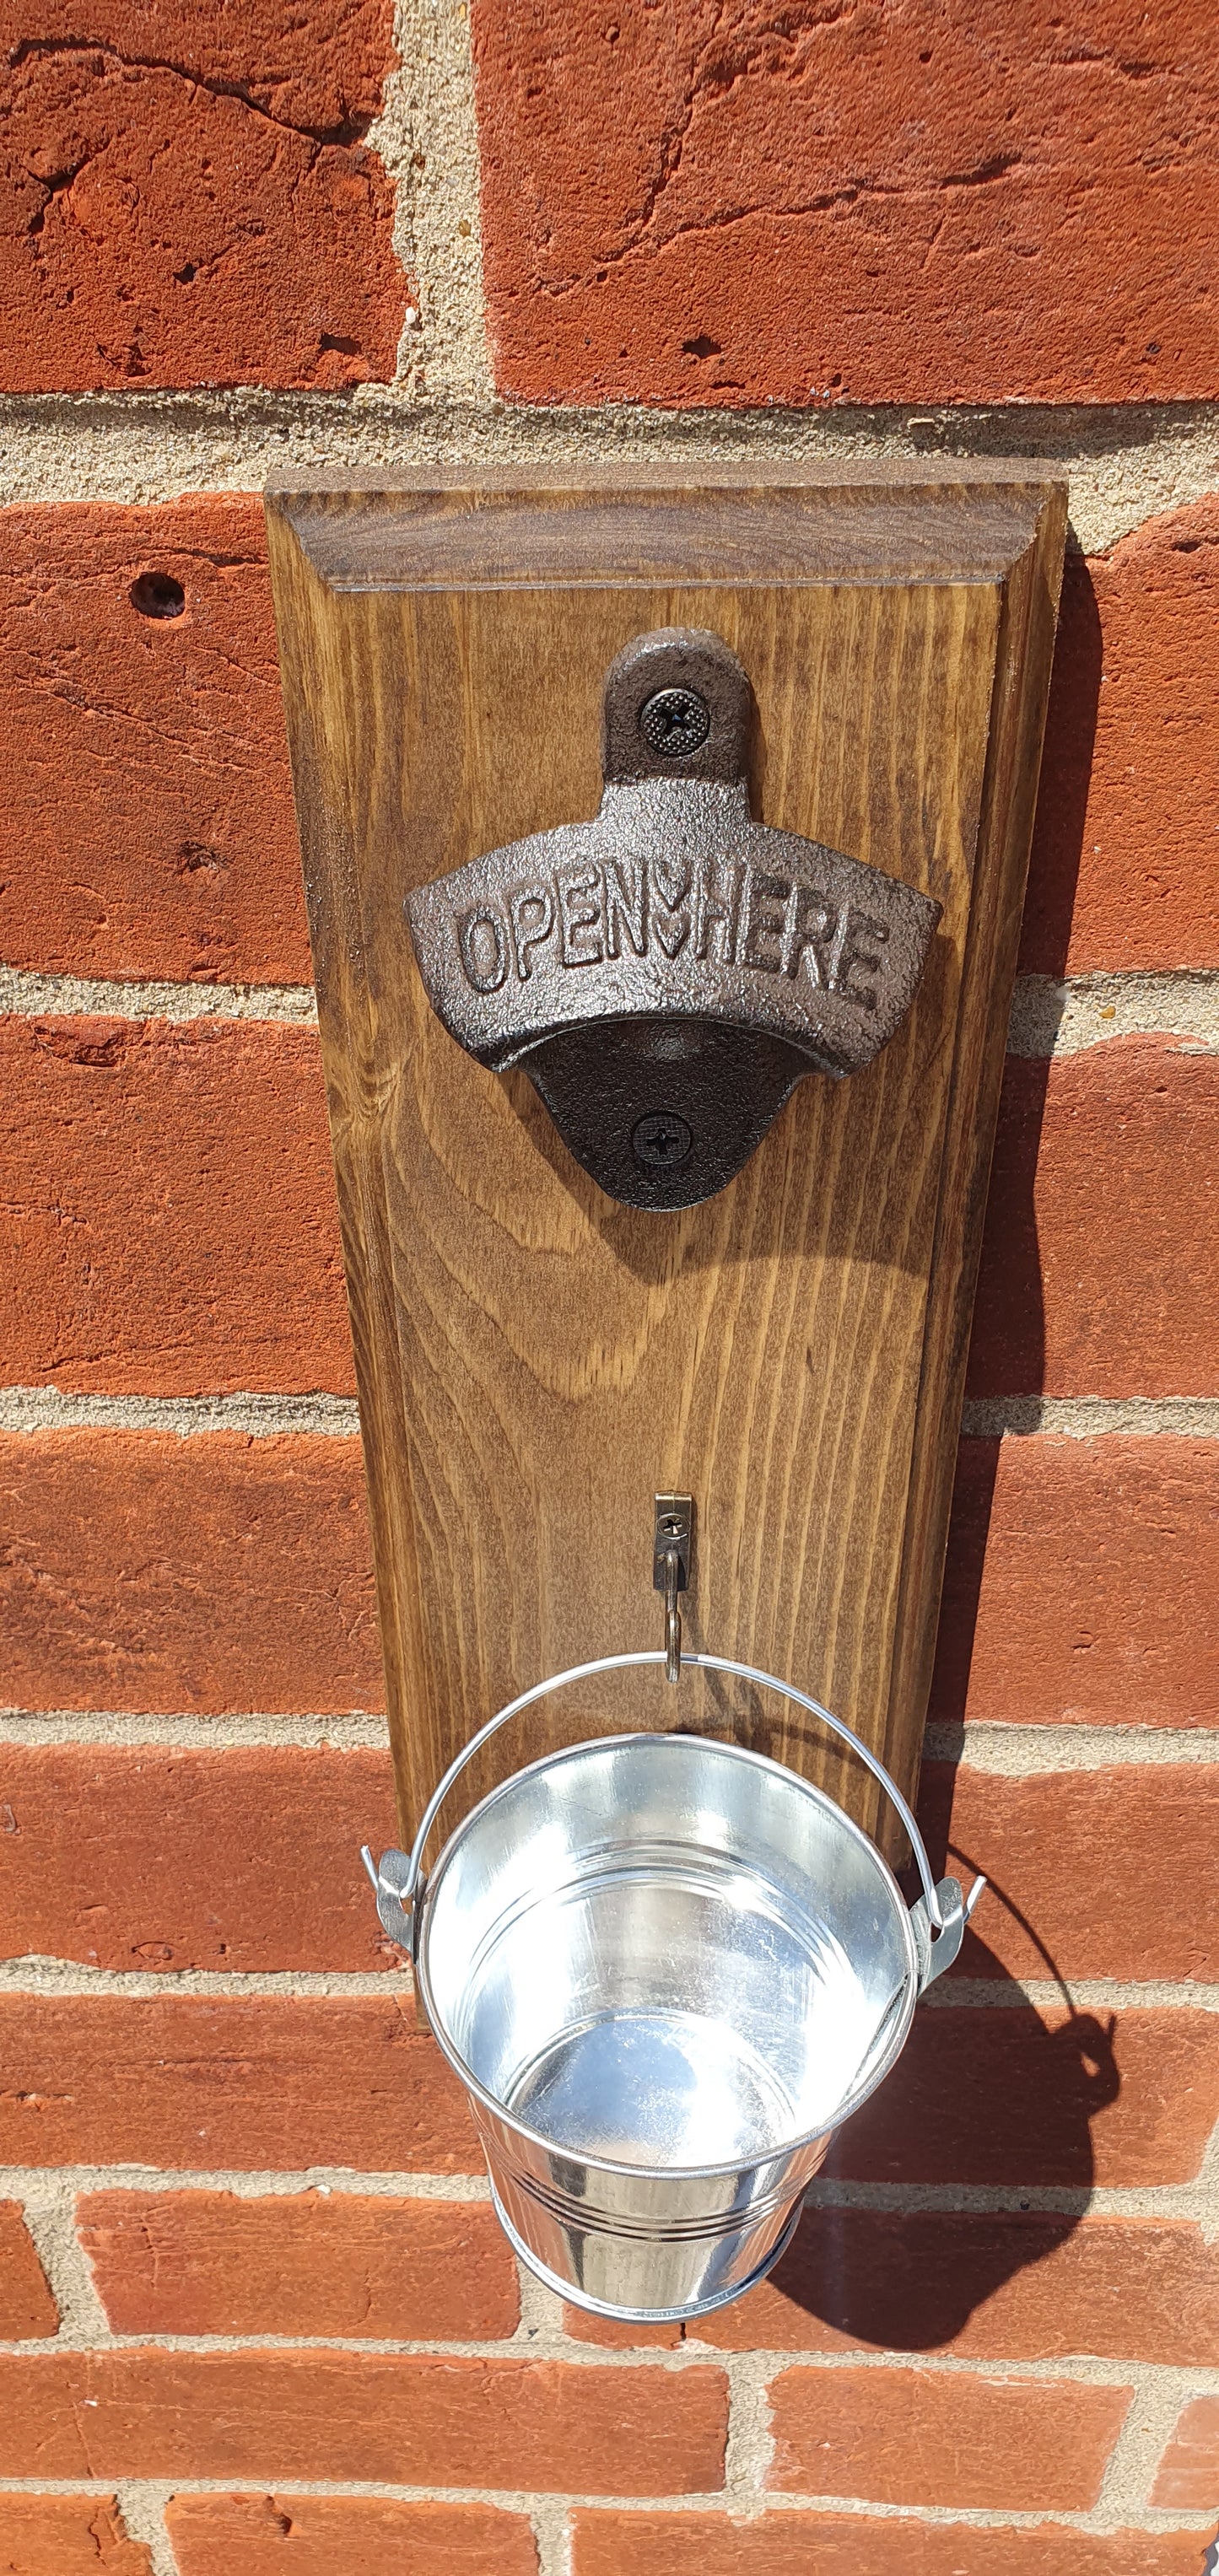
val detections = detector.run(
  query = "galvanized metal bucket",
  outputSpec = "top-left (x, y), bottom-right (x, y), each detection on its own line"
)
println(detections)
top-left (364, 1651), bottom-right (981, 2324)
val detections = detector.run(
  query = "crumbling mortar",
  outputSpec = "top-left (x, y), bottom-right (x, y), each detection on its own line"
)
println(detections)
top-left (0, 2474), bottom-right (1214, 2536)
top-left (2, 1387), bottom-right (1216, 1444)
top-left (1008, 973), bottom-right (1219, 1058)
top-left (0, 1388), bottom-right (363, 1437)
top-left (1093, 2374), bottom-right (1204, 2523)
top-left (801, 2175), bottom-right (1219, 2228)
top-left (113, 2482), bottom-right (180, 2576)
top-left (923, 1722), bottom-right (1219, 1770)
top-left (0, 2467), bottom-right (1211, 2534)
top-left (924, 1978), bottom-right (1219, 2013)
top-left (0, 1709), bottom-right (393, 1748)
top-left (4, 967), bottom-right (1218, 1054)
top-left (2, 2164), bottom-right (1216, 2228)
top-left (513, 2261), bottom-right (565, 2348)
top-left (0, 2162), bottom-right (491, 2201)
top-left (365, 0), bottom-right (492, 397)
top-left (759, 2492), bottom-right (1219, 2531)
top-left (0, 2322), bottom-right (753, 2367)
top-left (2, 1955), bottom-right (1213, 2013)
top-left (531, 2498), bottom-right (574, 2576)
top-left (3, 1711), bottom-right (1215, 1765)
top-left (19, 2173), bottom-right (109, 2339)
top-left (0, 391), bottom-right (1215, 557)
top-left (959, 1398), bottom-right (1219, 1440)
top-left (0, 969), bottom-right (318, 1024)
top-left (722, 2348), bottom-right (774, 2513)
top-left (0, 1956), bottom-right (413, 1997)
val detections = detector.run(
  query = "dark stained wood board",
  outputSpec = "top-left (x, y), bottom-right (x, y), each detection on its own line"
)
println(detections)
top-left (266, 469), bottom-right (1066, 1858)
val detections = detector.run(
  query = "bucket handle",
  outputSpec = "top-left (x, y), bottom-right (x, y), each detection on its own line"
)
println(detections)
top-left (363, 1648), bottom-right (984, 1988)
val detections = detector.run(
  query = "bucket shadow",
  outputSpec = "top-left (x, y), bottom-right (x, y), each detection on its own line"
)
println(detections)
top-left (657, 1672), bottom-right (1122, 2352)
top-left (765, 1867), bottom-right (1119, 2351)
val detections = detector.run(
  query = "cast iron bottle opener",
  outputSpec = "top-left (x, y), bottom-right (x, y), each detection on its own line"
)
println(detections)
top-left (407, 628), bottom-right (941, 1210)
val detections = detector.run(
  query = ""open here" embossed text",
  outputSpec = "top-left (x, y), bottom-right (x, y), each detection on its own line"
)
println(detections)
top-left (455, 854), bottom-right (890, 1011)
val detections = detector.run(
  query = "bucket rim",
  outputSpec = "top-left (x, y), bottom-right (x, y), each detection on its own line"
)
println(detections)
top-left (413, 1726), bottom-right (921, 2185)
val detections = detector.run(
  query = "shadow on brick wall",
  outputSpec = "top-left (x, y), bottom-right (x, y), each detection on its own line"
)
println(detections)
top-left (930, 558), bottom-right (1103, 1727)
top-left (1020, 550), bottom-right (1104, 980)
top-left (746, 586), bottom-right (1108, 2349)
top-left (763, 1867), bottom-right (1119, 2350)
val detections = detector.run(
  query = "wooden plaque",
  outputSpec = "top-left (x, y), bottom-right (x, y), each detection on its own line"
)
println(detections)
top-left (266, 467), bottom-right (1066, 1855)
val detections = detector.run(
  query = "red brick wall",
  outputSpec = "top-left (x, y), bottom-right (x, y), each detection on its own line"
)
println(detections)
top-left (0, 4), bottom-right (1216, 2570)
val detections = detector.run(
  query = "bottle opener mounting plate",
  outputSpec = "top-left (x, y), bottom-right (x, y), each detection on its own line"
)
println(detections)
top-left (264, 465), bottom-right (1066, 1851)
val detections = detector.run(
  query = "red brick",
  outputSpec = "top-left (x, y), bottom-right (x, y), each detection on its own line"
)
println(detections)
top-left (1152, 2396), bottom-right (1219, 2509)
top-left (0, 501), bottom-right (308, 986)
top-left (698, 2211), bottom-right (1219, 2365)
top-left (572, 2514), bottom-right (1211, 2576)
top-left (167, 2495), bottom-right (537, 2576)
top-left (0, 2201), bottom-right (56, 2337)
top-left (0, 1996), bottom-right (477, 2172)
top-left (0, 3), bottom-right (402, 391)
top-left (930, 1436), bottom-right (1216, 1729)
top-left (768, 2363), bottom-right (1128, 2509)
top-left (8, 1024), bottom-right (1211, 1405)
top-left (0, 2495), bottom-right (153, 2574)
top-left (0, 1016), bottom-right (349, 1395)
top-left (5, 1997), bottom-right (1211, 2191)
top-left (472, 0), bottom-right (1216, 407)
top-left (79, 2191), bottom-right (518, 2339)
top-left (2, 1746), bottom-right (398, 1971)
top-left (0, 2349), bottom-right (727, 2488)
top-left (1023, 499), bottom-right (1219, 975)
top-left (5, 1429), bottom-right (1211, 1728)
top-left (970, 1041), bottom-right (1219, 1398)
top-left (918, 1762), bottom-right (1219, 1983)
top-left (0, 1431), bottom-right (382, 1715)
top-left (563, 2302), bottom-right (682, 2349)
top-left (824, 2005), bottom-right (1218, 2189)
top-left (6, 497), bottom-right (1213, 994)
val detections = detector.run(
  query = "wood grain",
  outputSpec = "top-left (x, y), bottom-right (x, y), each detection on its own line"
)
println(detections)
top-left (266, 472), bottom-right (1065, 1854)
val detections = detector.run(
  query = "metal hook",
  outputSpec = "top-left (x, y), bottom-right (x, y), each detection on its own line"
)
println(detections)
top-left (653, 1494), bottom-right (693, 1686)
top-left (663, 1547), bottom-right (682, 1684)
